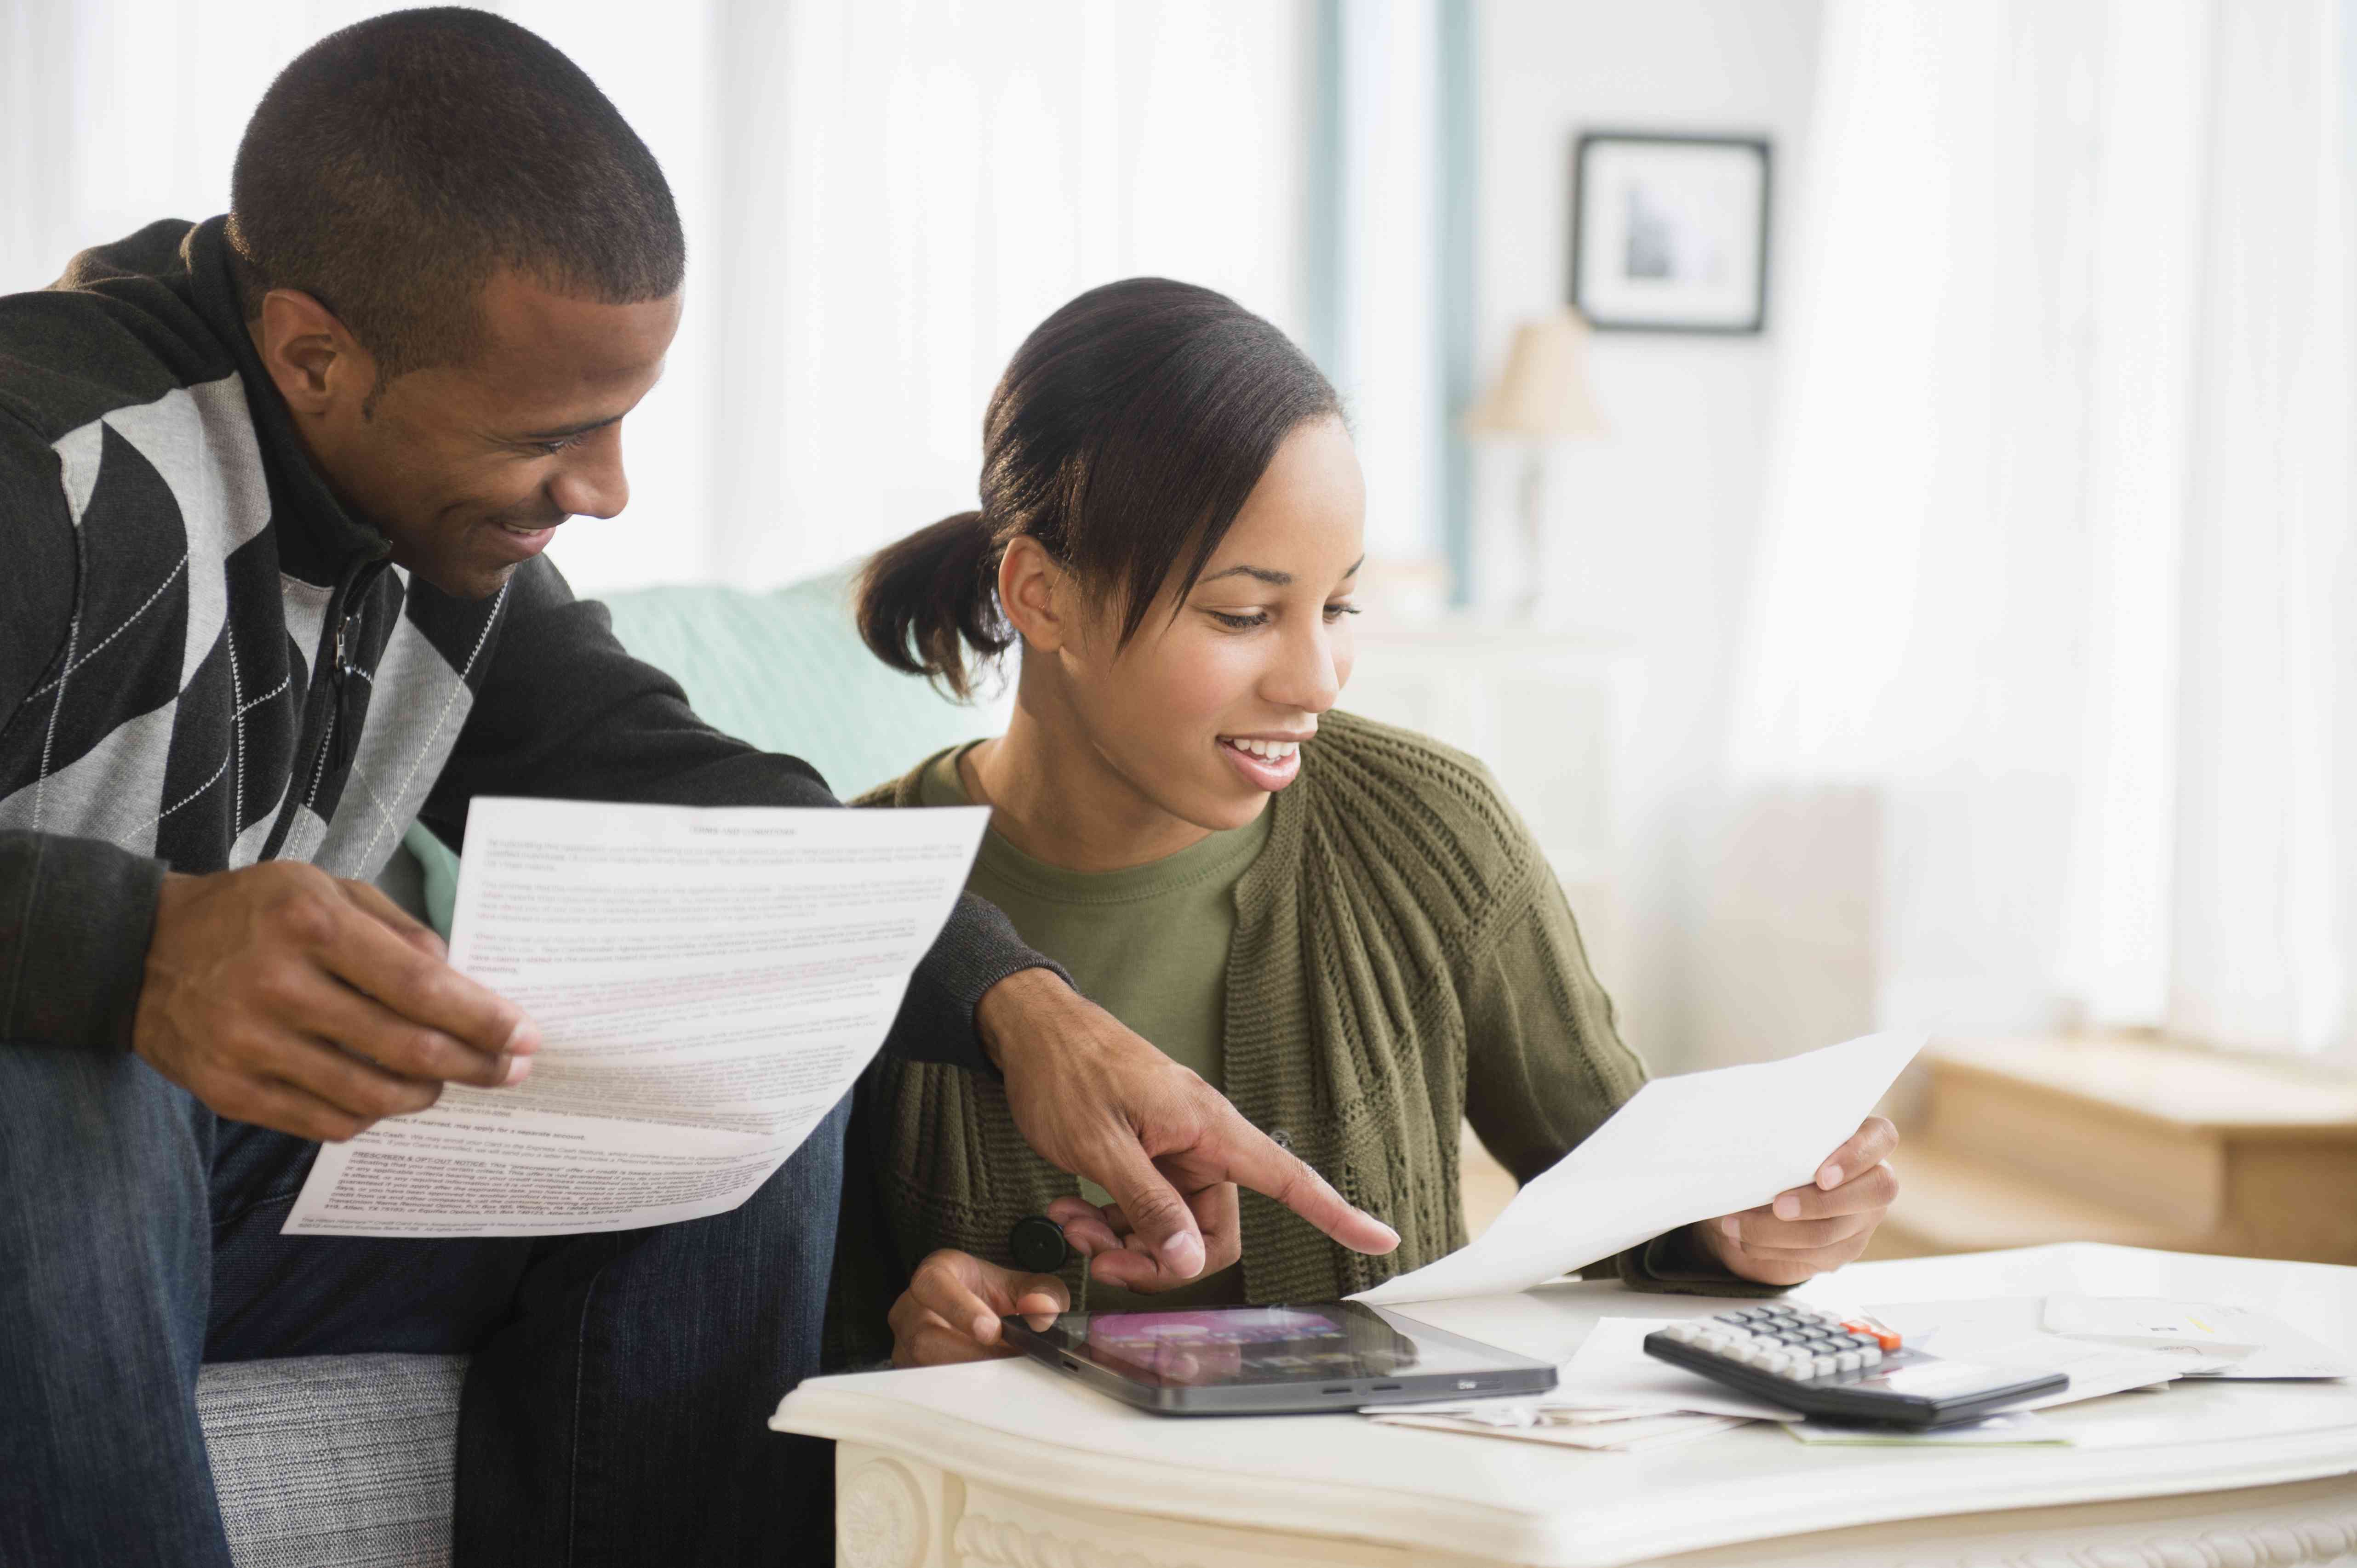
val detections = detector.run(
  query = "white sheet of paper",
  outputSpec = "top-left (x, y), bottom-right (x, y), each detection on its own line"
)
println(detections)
top-left (1929, 1335), bottom-right (2184, 1409)
top-left (285, 798), bottom-right (987, 1237)
top-left (1367, 1319), bottom-right (1803, 1425)
top-left (1786, 1411), bottom-right (2067, 1446)
top-left (1870, 1303), bottom-right (2186, 1408)
top-left (1351, 1030), bottom-right (1926, 1306)
top-left (1550, 1316), bottom-right (1806, 1421)
top-left (2040, 1296), bottom-right (2351, 1379)
top-left (1371, 1410), bottom-right (1749, 1452)
top-left (1357, 1400), bottom-right (1659, 1424)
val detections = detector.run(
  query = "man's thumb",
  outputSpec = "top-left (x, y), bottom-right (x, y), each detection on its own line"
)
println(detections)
top-left (1093, 1145), bottom-right (1205, 1278)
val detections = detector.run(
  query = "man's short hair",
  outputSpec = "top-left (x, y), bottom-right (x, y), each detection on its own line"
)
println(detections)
top-left (226, 7), bottom-right (685, 382)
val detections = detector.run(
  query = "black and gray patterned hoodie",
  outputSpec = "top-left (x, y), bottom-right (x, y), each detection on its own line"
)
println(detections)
top-left (0, 216), bottom-right (1038, 1068)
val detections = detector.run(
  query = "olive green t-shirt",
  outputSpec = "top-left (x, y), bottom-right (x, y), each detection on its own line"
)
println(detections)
top-left (920, 743), bottom-right (1267, 1309)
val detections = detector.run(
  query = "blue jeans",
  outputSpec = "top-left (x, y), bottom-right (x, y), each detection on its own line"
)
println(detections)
top-left (0, 1044), bottom-right (849, 1567)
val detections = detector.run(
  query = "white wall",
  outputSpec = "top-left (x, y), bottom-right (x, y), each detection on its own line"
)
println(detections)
top-left (694, 0), bottom-right (1312, 596)
top-left (1472, 0), bottom-right (1826, 1071)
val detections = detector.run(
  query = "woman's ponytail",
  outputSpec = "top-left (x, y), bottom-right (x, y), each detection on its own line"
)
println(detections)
top-left (855, 510), bottom-right (1012, 701)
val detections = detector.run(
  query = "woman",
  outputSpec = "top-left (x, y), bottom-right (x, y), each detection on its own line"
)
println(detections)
top-left (833, 279), bottom-right (1897, 1368)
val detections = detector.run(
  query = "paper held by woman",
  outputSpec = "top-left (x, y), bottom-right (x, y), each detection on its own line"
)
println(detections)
top-left (1351, 1032), bottom-right (1927, 1307)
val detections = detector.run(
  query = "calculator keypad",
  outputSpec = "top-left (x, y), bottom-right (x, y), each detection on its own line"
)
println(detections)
top-left (1657, 1305), bottom-right (1894, 1382)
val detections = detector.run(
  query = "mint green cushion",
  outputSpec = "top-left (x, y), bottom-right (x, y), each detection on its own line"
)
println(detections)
top-left (403, 568), bottom-right (998, 936)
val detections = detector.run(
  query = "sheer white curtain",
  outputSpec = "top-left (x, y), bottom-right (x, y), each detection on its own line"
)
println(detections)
top-left (0, 0), bottom-right (1310, 595)
top-left (0, 0), bottom-right (728, 586)
top-left (1728, 0), bottom-right (2357, 1057)
top-left (698, 0), bottom-right (1310, 592)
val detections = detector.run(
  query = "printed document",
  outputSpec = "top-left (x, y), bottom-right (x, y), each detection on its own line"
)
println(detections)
top-left (2041, 1296), bottom-right (2351, 1379)
top-left (1368, 1408), bottom-right (1748, 1453)
top-left (1875, 1300), bottom-right (2189, 1405)
top-left (1351, 1031), bottom-right (1925, 1306)
top-left (286, 798), bottom-right (988, 1237)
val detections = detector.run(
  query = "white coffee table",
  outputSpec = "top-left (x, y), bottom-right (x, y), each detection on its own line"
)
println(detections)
top-left (773, 1244), bottom-right (2357, 1567)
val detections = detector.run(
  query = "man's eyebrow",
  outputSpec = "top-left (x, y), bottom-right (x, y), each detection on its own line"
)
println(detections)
top-left (514, 411), bottom-right (627, 443)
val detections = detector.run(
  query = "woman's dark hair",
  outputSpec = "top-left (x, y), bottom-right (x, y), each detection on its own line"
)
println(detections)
top-left (857, 278), bottom-right (1342, 698)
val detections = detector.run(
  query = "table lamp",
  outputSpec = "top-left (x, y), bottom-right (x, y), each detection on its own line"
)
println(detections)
top-left (1463, 310), bottom-right (1605, 616)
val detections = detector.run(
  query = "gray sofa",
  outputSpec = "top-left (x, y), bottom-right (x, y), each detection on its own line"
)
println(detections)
top-left (192, 572), bottom-right (995, 1564)
top-left (198, 1355), bottom-right (468, 1568)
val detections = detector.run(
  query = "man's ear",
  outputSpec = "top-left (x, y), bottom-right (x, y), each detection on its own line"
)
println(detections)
top-left (251, 289), bottom-right (380, 420)
top-left (997, 535), bottom-right (1071, 654)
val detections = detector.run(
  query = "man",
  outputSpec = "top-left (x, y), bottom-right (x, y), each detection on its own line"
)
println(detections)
top-left (0, 11), bottom-right (1396, 1565)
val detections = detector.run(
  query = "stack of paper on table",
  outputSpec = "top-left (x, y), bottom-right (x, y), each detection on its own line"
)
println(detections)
top-left (2040, 1296), bottom-right (2350, 1379)
top-left (1871, 1300), bottom-right (2193, 1408)
top-left (1371, 1408), bottom-right (1751, 1453)
top-left (1786, 1412), bottom-right (2068, 1446)
top-left (1368, 1302), bottom-right (2216, 1453)
top-left (1773, 1308), bottom-right (2191, 1447)
top-left (1362, 1317), bottom-right (1801, 1450)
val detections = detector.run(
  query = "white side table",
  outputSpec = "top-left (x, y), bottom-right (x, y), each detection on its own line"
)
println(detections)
top-left (776, 1244), bottom-right (2357, 1568)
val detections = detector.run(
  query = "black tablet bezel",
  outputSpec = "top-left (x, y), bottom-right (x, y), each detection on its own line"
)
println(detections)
top-left (1001, 1302), bottom-right (1558, 1417)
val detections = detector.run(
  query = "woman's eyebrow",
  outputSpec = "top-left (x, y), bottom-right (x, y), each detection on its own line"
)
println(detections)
top-left (1197, 564), bottom-right (1292, 586)
top-left (1196, 556), bottom-right (1366, 589)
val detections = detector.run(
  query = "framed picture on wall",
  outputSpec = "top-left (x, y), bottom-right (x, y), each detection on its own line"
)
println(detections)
top-left (1571, 132), bottom-right (1770, 334)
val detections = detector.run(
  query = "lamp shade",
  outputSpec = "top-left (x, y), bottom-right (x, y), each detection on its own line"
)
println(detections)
top-left (1463, 310), bottom-right (1606, 438)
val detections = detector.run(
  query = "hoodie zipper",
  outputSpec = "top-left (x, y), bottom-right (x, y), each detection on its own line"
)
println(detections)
top-left (258, 555), bottom-right (389, 861)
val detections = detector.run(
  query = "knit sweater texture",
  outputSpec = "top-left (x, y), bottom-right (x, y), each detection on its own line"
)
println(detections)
top-left (829, 709), bottom-right (1773, 1361)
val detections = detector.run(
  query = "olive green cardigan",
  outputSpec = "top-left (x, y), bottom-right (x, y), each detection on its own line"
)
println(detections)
top-left (827, 710), bottom-right (1768, 1363)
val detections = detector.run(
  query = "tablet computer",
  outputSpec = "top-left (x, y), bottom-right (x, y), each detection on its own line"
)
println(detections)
top-left (1000, 1301), bottom-right (1557, 1416)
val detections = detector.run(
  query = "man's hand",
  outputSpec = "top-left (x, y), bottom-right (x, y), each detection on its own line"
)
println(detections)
top-left (977, 968), bottom-right (1398, 1288)
top-left (1045, 1186), bottom-right (1241, 1292)
top-left (889, 1249), bottom-right (1069, 1368)
top-left (134, 861), bottom-right (538, 1142)
top-left (1696, 1117), bottom-right (1899, 1287)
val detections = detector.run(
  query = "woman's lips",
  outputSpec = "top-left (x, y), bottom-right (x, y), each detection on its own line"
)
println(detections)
top-left (1217, 735), bottom-right (1302, 791)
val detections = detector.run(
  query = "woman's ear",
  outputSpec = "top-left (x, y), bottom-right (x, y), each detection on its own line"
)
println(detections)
top-left (997, 535), bottom-right (1070, 654)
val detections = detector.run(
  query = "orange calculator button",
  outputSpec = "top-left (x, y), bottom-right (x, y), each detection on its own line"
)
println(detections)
top-left (1839, 1318), bottom-right (1904, 1351)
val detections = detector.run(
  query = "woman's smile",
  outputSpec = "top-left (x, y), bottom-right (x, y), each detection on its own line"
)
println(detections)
top-left (1215, 732), bottom-right (1308, 791)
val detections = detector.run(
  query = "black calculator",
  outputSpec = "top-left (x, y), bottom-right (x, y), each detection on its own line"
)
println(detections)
top-left (1642, 1304), bottom-right (2068, 1429)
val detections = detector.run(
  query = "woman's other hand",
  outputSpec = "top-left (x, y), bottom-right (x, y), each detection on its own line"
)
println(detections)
top-left (1698, 1116), bottom-right (1900, 1287)
top-left (888, 1249), bottom-right (1070, 1368)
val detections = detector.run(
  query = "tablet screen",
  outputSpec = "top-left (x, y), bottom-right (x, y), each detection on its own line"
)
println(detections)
top-left (1011, 1302), bottom-right (1539, 1389)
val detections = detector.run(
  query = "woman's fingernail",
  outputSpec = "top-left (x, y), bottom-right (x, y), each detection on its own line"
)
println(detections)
top-left (503, 1054), bottom-right (532, 1085)
top-left (973, 1314), bottom-right (996, 1342)
top-left (1774, 1192), bottom-right (1800, 1220)
top-left (1719, 1216), bottom-right (1740, 1238)
top-left (505, 1019), bottom-right (541, 1055)
top-left (1818, 1163), bottom-right (1842, 1190)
